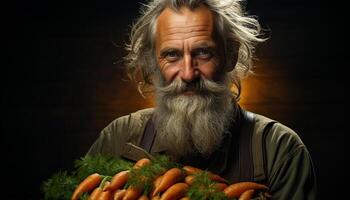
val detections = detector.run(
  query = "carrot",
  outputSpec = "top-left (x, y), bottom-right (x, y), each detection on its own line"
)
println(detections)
top-left (113, 189), bottom-right (127, 200)
top-left (98, 190), bottom-right (113, 200)
top-left (239, 189), bottom-right (255, 200)
top-left (207, 172), bottom-right (228, 183)
top-left (184, 175), bottom-right (195, 185)
top-left (133, 158), bottom-right (151, 169)
top-left (89, 187), bottom-right (103, 200)
top-left (151, 195), bottom-right (160, 200)
top-left (152, 168), bottom-right (184, 196)
top-left (89, 176), bottom-right (110, 200)
top-left (122, 186), bottom-right (143, 200)
top-left (182, 166), bottom-right (202, 175)
top-left (179, 197), bottom-right (190, 200)
top-left (104, 170), bottom-right (129, 191)
top-left (213, 182), bottom-right (228, 191)
top-left (137, 194), bottom-right (149, 200)
top-left (159, 183), bottom-right (189, 200)
top-left (154, 175), bottom-right (163, 188)
top-left (71, 173), bottom-right (102, 200)
top-left (182, 166), bottom-right (227, 183)
top-left (150, 175), bottom-right (163, 197)
top-left (223, 182), bottom-right (268, 198)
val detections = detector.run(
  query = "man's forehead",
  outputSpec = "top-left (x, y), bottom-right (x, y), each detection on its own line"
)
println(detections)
top-left (155, 5), bottom-right (216, 48)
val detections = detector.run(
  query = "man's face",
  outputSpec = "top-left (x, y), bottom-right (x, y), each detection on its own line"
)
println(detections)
top-left (153, 6), bottom-right (234, 158)
top-left (155, 5), bottom-right (222, 91)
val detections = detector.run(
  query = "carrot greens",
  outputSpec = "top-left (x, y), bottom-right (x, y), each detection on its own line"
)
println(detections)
top-left (74, 154), bottom-right (133, 181)
top-left (41, 154), bottom-right (132, 200)
top-left (41, 171), bottom-right (78, 200)
top-left (186, 171), bottom-right (229, 200)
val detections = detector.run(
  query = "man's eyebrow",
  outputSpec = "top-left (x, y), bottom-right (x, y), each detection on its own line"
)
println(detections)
top-left (191, 41), bottom-right (217, 49)
top-left (159, 47), bottom-right (180, 57)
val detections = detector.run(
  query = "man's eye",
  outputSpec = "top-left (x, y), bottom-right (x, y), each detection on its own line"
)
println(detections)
top-left (165, 51), bottom-right (180, 61)
top-left (194, 49), bottom-right (213, 59)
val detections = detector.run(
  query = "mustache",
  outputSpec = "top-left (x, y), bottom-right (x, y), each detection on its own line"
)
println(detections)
top-left (156, 78), bottom-right (230, 97)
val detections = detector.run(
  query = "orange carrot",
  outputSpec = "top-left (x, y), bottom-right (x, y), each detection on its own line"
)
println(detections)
top-left (239, 189), bottom-right (255, 200)
top-left (98, 190), bottom-right (113, 200)
top-left (89, 187), bottom-right (103, 200)
top-left (152, 168), bottom-right (184, 196)
top-left (122, 186), bottom-right (143, 200)
top-left (113, 189), bottom-right (127, 200)
top-left (137, 194), bottom-right (149, 200)
top-left (185, 173), bottom-right (227, 186)
top-left (182, 166), bottom-right (202, 175)
top-left (133, 158), bottom-right (151, 169)
top-left (207, 172), bottom-right (228, 183)
top-left (184, 175), bottom-right (195, 185)
top-left (154, 175), bottom-right (163, 188)
top-left (159, 183), bottom-right (189, 200)
top-left (104, 170), bottom-right (129, 191)
top-left (213, 182), bottom-right (228, 191)
top-left (223, 182), bottom-right (268, 198)
top-left (71, 173), bottom-right (102, 200)
top-left (89, 176), bottom-right (110, 200)
top-left (150, 175), bottom-right (163, 197)
top-left (179, 197), bottom-right (190, 200)
top-left (151, 195), bottom-right (160, 200)
top-left (182, 166), bottom-right (227, 183)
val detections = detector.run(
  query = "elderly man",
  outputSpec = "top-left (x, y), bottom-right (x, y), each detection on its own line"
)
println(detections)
top-left (87, 0), bottom-right (316, 199)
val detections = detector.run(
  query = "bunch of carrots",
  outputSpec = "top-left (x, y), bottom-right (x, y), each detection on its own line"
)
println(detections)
top-left (71, 157), bottom-right (270, 200)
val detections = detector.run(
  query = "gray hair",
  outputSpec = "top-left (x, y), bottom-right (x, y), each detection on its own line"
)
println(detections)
top-left (124, 0), bottom-right (266, 100)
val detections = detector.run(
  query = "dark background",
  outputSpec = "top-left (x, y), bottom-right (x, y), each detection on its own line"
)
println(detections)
top-left (3, 0), bottom-right (346, 199)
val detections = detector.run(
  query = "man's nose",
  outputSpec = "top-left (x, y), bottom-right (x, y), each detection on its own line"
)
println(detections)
top-left (180, 54), bottom-right (199, 82)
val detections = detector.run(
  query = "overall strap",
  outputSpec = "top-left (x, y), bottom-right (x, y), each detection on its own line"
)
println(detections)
top-left (236, 111), bottom-right (255, 181)
top-left (140, 117), bottom-right (156, 152)
top-left (224, 109), bottom-right (254, 183)
top-left (234, 111), bottom-right (276, 182)
top-left (120, 116), bottom-right (156, 162)
top-left (253, 120), bottom-right (276, 182)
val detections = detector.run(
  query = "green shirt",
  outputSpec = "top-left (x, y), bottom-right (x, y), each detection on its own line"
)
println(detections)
top-left (87, 108), bottom-right (316, 199)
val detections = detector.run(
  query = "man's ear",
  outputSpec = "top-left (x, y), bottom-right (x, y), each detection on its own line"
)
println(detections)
top-left (225, 52), bottom-right (238, 72)
top-left (225, 43), bottom-right (239, 72)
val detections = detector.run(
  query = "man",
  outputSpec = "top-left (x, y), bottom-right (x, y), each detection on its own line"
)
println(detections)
top-left (87, 0), bottom-right (316, 199)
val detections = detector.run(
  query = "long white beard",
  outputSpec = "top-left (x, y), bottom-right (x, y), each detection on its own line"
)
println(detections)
top-left (153, 77), bottom-right (235, 159)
